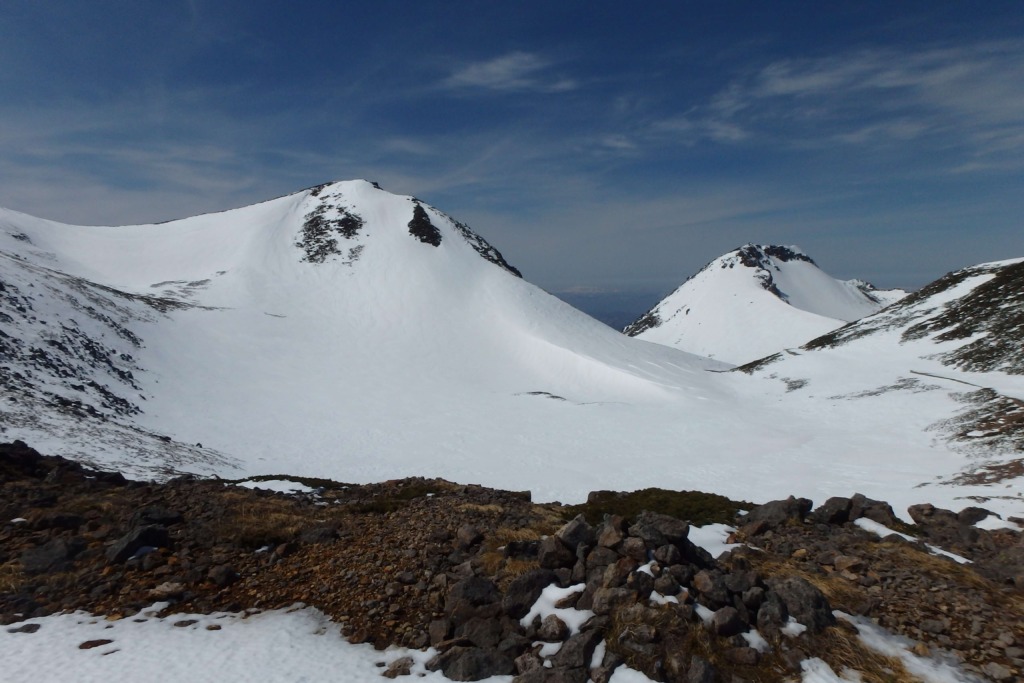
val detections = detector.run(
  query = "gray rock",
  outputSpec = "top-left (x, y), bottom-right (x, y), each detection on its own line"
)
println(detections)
top-left (597, 515), bottom-right (627, 549)
top-left (810, 497), bottom-right (852, 525)
top-left (743, 497), bottom-right (812, 531)
top-left (502, 569), bottom-right (556, 619)
top-left (687, 656), bottom-right (717, 683)
top-left (107, 525), bottom-right (170, 564)
top-left (709, 606), bottom-right (746, 637)
top-left (556, 515), bottom-right (596, 551)
top-left (629, 511), bottom-right (689, 548)
top-left (456, 524), bottom-right (484, 549)
top-left (21, 537), bottom-right (86, 574)
top-left (769, 576), bottom-right (835, 633)
top-left (849, 494), bottom-right (898, 526)
top-left (447, 577), bottom-right (502, 624)
top-left (537, 614), bottom-right (570, 642)
top-left (755, 592), bottom-right (788, 634)
top-left (429, 646), bottom-right (516, 681)
top-left (538, 537), bottom-right (576, 570)
top-left (551, 629), bottom-right (604, 669)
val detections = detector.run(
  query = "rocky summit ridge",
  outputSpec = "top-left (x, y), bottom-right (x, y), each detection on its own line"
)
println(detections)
top-left (2, 442), bottom-right (1022, 682)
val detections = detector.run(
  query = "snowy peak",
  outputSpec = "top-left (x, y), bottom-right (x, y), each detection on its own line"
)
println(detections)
top-left (295, 180), bottom-right (522, 276)
top-left (624, 243), bottom-right (906, 364)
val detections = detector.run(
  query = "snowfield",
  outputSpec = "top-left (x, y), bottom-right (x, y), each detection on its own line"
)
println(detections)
top-left (0, 181), bottom-right (1021, 523)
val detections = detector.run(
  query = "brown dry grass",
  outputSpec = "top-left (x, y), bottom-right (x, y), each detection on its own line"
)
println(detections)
top-left (477, 523), bottom-right (555, 588)
top-left (0, 561), bottom-right (23, 592)
top-left (211, 492), bottom-right (316, 548)
top-left (817, 621), bottom-right (919, 683)
top-left (458, 503), bottom-right (504, 515)
top-left (748, 556), bottom-right (866, 614)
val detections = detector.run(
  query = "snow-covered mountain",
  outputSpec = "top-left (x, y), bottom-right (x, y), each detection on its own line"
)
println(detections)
top-left (737, 256), bottom-right (1024, 462)
top-left (1, 185), bottom-right (1020, 520)
top-left (624, 244), bottom-right (906, 364)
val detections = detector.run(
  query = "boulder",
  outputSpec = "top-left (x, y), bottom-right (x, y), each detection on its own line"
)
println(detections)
top-left (538, 537), bottom-right (575, 569)
top-left (107, 525), bottom-right (171, 564)
top-left (21, 537), bottom-right (86, 574)
top-left (810, 497), bottom-right (852, 525)
top-left (629, 511), bottom-right (689, 548)
top-left (769, 576), bottom-right (835, 633)
top-left (502, 569), bottom-right (556, 619)
top-left (742, 497), bottom-right (811, 532)
top-left (556, 515), bottom-right (596, 551)
top-left (428, 646), bottom-right (515, 681)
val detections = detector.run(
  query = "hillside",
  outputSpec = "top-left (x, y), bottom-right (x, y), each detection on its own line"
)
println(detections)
top-left (625, 245), bottom-right (905, 365)
top-left (0, 185), bottom-right (1020, 524)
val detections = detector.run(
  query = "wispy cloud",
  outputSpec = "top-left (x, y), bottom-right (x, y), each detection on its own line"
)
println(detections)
top-left (442, 52), bottom-right (576, 92)
top-left (641, 40), bottom-right (1024, 169)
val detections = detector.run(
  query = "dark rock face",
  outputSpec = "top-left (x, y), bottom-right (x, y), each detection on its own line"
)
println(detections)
top-left (503, 569), bottom-right (556, 619)
top-left (408, 203), bottom-right (442, 247)
top-left (768, 577), bottom-right (836, 633)
top-left (741, 496), bottom-right (811, 532)
top-left (106, 525), bottom-right (171, 564)
top-left (21, 537), bottom-right (85, 574)
top-left (811, 497), bottom-right (852, 525)
top-left (429, 645), bottom-right (515, 681)
top-left (629, 511), bottom-right (689, 548)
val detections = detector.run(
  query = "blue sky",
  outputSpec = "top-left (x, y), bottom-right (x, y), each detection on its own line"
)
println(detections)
top-left (2, 2), bottom-right (1023, 305)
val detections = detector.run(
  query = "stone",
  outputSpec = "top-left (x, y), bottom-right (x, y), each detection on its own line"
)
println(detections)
top-left (709, 606), bottom-right (746, 637)
top-left (619, 537), bottom-right (648, 562)
top-left (769, 577), bottom-right (835, 633)
top-left (21, 537), bottom-right (86, 574)
top-left (849, 494), bottom-right (898, 526)
top-left (556, 515), bottom-right (596, 551)
top-left (446, 577), bottom-right (502, 624)
top-left (456, 525), bottom-right (484, 549)
top-left (537, 614), bottom-right (570, 642)
top-left (503, 569), bottom-right (556, 619)
top-left (693, 570), bottom-right (730, 609)
top-left (383, 656), bottom-right (414, 678)
top-left (551, 629), bottom-right (604, 669)
top-left (727, 647), bottom-right (760, 665)
top-left (654, 544), bottom-right (683, 566)
top-left (810, 497), bottom-right (852, 525)
top-left (538, 537), bottom-right (576, 570)
top-left (755, 592), bottom-right (788, 634)
top-left (687, 656), bottom-right (717, 683)
top-left (428, 646), bottom-right (516, 681)
top-left (629, 511), bottom-right (689, 548)
top-left (653, 573), bottom-right (681, 597)
top-left (832, 555), bottom-right (864, 573)
top-left (429, 618), bottom-right (451, 645)
top-left (129, 507), bottom-right (183, 527)
top-left (457, 617), bottom-right (505, 649)
top-left (597, 515), bottom-right (627, 549)
top-left (957, 507), bottom-right (991, 526)
top-left (591, 587), bottom-right (635, 616)
top-left (207, 565), bottom-right (238, 587)
top-left (742, 497), bottom-right (812, 531)
top-left (981, 662), bottom-right (1014, 682)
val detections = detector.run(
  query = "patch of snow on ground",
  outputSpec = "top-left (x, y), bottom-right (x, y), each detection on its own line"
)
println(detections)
top-left (519, 583), bottom-right (592, 634)
top-left (688, 523), bottom-right (744, 559)
top-left (0, 603), bottom-right (458, 683)
top-left (975, 515), bottom-right (1022, 531)
top-left (853, 519), bottom-right (972, 564)
top-left (609, 665), bottom-right (660, 683)
top-left (836, 612), bottom-right (982, 683)
top-left (234, 479), bottom-right (316, 494)
top-left (801, 657), bottom-right (860, 683)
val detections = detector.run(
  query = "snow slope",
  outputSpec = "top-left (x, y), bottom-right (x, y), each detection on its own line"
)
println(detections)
top-left (625, 245), bottom-right (905, 364)
top-left (0, 184), bottom-right (1020, 521)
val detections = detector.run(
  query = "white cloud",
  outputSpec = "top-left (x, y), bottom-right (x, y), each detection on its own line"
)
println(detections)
top-left (443, 52), bottom-right (577, 92)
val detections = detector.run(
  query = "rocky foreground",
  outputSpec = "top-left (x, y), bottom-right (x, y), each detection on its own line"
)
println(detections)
top-left (1, 441), bottom-right (1022, 682)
